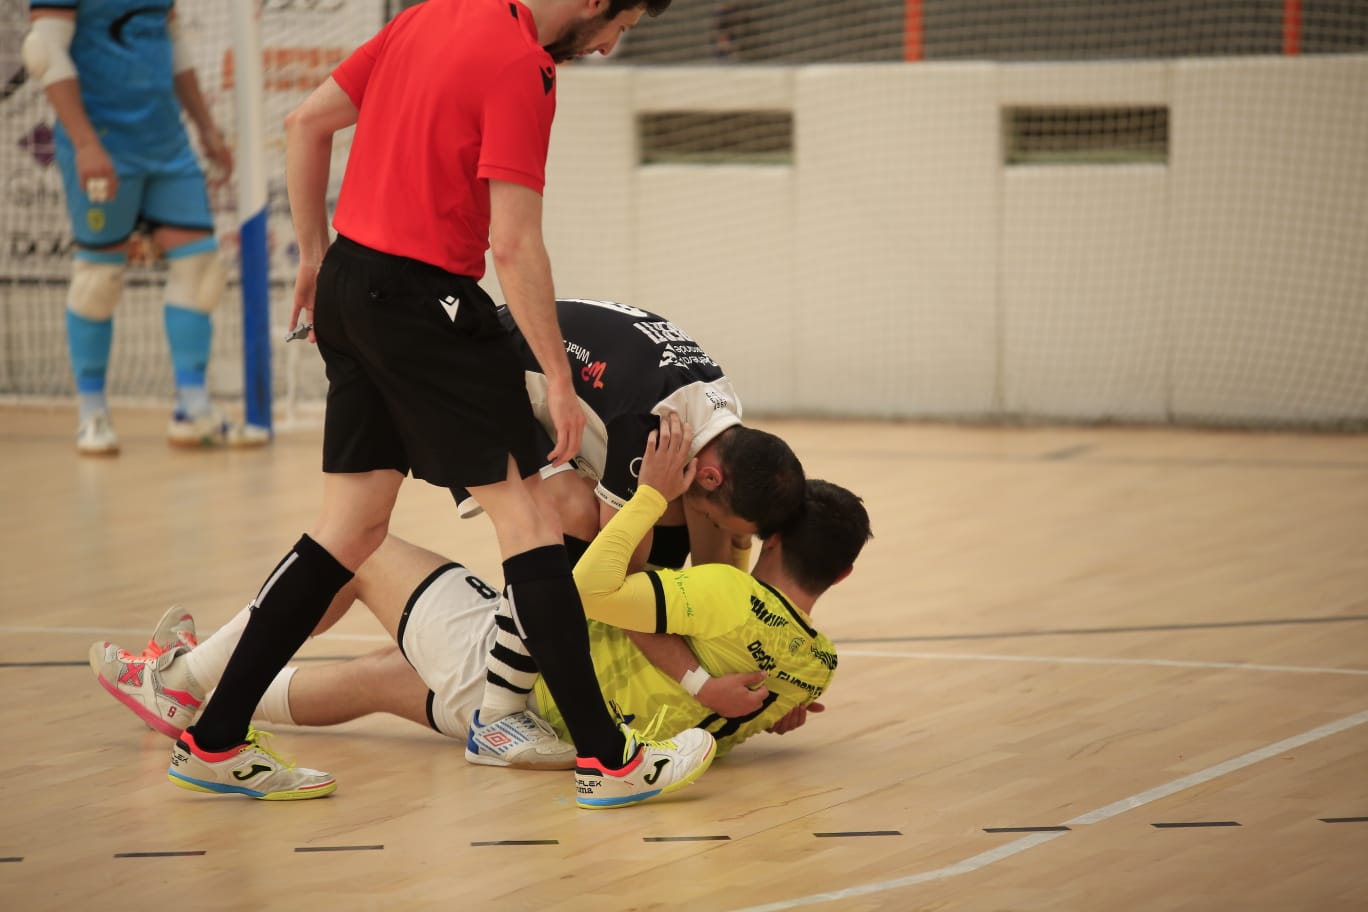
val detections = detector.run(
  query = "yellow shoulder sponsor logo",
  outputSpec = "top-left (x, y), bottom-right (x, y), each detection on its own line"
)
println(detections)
top-left (87, 208), bottom-right (106, 232)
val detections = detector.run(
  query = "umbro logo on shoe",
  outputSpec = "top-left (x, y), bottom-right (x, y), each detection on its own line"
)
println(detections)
top-left (439, 295), bottom-right (460, 321)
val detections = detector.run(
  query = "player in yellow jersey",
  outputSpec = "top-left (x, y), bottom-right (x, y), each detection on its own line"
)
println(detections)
top-left (90, 415), bottom-right (872, 763)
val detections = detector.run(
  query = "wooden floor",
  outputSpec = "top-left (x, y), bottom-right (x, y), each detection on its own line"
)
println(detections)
top-left (2, 404), bottom-right (1366, 911)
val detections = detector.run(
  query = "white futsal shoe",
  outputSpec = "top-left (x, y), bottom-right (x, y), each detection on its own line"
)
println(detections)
top-left (167, 409), bottom-right (270, 448)
top-left (466, 709), bottom-right (578, 770)
top-left (169, 727), bottom-right (336, 800)
top-left (144, 605), bottom-right (199, 656)
top-left (574, 704), bottom-right (716, 809)
top-left (89, 635), bottom-right (205, 739)
top-left (76, 412), bottom-right (120, 456)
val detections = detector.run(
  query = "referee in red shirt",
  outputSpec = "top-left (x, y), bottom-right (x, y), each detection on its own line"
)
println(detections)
top-left (164, 0), bottom-right (716, 810)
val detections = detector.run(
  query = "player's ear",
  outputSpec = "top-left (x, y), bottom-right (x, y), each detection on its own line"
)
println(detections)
top-left (696, 464), bottom-right (722, 491)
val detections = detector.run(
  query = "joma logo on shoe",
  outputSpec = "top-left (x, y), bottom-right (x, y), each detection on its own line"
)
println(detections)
top-left (232, 764), bottom-right (273, 781)
top-left (642, 758), bottom-right (670, 785)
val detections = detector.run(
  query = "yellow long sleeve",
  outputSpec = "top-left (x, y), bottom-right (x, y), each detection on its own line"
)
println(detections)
top-left (573, 485), bottom-right (669, 631)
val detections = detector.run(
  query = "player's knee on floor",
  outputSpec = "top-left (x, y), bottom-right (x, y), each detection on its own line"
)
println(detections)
top-left (68, 257), bottom-right (125, 321)
top-left (164, 243), bottom-right (225, 314)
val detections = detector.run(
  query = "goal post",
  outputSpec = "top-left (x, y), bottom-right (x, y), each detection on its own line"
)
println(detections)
top-left (231, 0), bottom-right (272, 434)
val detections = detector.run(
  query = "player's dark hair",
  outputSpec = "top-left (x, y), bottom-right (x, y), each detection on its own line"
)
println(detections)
top-left (714, 426), bottom-right (805, 538)
top-left (607, 0), bottom-right (672, 18)
top-left (771, 480), bottom-right (873, 594)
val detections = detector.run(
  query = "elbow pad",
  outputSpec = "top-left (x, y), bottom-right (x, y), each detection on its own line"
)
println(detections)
top-left (21, 17), bottom-right (78, 87)
top-left (168, 15), bottom-right (194, 74)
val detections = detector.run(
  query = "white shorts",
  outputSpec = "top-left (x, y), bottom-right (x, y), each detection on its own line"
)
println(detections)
top-left (397, 563), bottom-right (500, 739)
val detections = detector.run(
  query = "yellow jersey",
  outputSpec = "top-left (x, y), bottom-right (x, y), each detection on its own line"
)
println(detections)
top-left (534, 487), bottom-right (837, 756)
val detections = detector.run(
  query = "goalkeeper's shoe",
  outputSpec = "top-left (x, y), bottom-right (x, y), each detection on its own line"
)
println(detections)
top-left (574, 704), bottom-right (716, 809)
top-left (89, 638), bottom-right (205, 738)
top-left (76, 412), bottom-right (119, 456)
top-left (168, 409), bottom-right (270, 448)
top-left (169, 727), bottom-right (336, 800)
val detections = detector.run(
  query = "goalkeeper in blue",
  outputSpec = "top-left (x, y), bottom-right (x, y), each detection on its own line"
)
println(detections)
top-left (22, 2), bottom-right (267, 453)
top-left (89, 415), bottom-right (872, 796)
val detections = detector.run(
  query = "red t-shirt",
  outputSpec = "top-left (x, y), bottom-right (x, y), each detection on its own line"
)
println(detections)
top-left (331, 0), bottom-right (556, 278)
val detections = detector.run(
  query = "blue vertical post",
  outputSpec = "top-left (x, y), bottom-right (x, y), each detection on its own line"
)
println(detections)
top-left (240, 208), bottom-right (271, 431)
top-left (233, 0), bottom-right (272, 434)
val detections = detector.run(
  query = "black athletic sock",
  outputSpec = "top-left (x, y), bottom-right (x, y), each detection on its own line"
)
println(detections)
top-left (503, 545), bottom-right (625, 764)
top-left (189, 534), bottom-right (353, 752)
top-left (562, 534), bottom-right (590, 567)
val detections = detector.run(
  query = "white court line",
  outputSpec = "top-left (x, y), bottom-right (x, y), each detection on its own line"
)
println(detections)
top-left (728, 709), bottom-right (1368, 912)
top-left (843, 649), bottom-right (1368, 677)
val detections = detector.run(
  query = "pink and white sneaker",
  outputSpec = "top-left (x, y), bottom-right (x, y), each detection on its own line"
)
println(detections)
top-left (89, 638), bottom-right (205, 738)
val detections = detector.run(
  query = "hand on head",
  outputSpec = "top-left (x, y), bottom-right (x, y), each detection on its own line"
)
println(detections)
top-left (637, 412), bottom-right (696, 502)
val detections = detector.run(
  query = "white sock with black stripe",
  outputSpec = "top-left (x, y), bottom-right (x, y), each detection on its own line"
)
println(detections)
top-left (477, 591), bottom-right (539, 723)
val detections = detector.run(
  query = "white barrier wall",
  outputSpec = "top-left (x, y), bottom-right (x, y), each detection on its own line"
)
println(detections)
top-left (530, 55), bottom-right (1368, 425)
top-left (1168, 56), bottom-right (1368, 425)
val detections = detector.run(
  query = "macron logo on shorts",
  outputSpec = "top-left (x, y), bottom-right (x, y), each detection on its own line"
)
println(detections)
top-left (439, 295), bottom-right (460, 322)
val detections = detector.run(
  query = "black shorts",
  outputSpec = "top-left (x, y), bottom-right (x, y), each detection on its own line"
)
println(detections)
top-left (314, 235), bottom-right (542, 489)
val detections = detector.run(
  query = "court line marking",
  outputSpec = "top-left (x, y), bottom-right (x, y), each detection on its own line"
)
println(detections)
top-left (727, 709), bottom-right (1368, 912)
top-left (842, 649), bottom-right (1368, 677)
top-left (5, 630), bottom-right (1366, 678)
top-left (839, 612), bottom-right (1368, 643)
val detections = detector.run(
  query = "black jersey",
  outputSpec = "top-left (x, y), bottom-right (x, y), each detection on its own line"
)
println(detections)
top-left (498, 298), bottom-right (742, 509)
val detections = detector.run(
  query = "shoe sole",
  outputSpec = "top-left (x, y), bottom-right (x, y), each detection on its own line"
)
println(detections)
top-left (575, 739), bottom-right (718, 810)
top-left (464, 748), bottom-right (576, 771)
top-left (93, 668), bottom-right (187, 740)
top-left (168, 769), bottom-right (337, 800)
top-left (167, 436), bottom-right (271, 449)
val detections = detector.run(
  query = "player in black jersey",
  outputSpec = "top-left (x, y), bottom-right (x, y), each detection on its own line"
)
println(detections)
top-left (450, 301), bottom-right (808, 748)
top-left (455, 298), bottom-right (806, 569)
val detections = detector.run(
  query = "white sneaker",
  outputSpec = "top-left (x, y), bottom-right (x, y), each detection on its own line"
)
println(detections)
top-left (89, 639), bottom-right (205, 738)
top-left (167, 410), bottom-right (270, 448)
top-left (466, 709), bottom-right (577, 770)
top-left (574, 704), bottom-right (716, 809)
top-left (144, 605), bottom-right (198, 656)
top-left (76, 412), bottom-right (120, 456)
top-left (169, 727), bottom-right (336, 800)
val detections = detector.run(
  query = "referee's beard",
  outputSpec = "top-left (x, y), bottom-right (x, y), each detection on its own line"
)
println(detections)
top-left (542, 12), bottom-right (610, 63)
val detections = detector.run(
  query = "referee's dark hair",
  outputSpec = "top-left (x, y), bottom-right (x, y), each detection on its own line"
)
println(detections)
top-left (714, 426), bottom-right (805, 538)
top-left (607, 0), bottom-right (672, 18)
top-left (772, 480), bottom-right (873, 594)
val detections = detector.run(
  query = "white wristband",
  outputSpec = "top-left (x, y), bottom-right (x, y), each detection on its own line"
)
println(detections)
top-left (680, 665), bottom-right (711, 696)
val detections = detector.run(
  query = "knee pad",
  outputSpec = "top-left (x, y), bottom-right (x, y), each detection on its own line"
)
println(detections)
top-left (164, 248), bottom-right (226, 314)
top-left (69, 258), bottom-right (125, 321)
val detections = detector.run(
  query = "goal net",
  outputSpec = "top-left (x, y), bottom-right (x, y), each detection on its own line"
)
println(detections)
top-left (3, 1), bottom-right (1366, 428)
top-left (0, 0), bottom-right (384, 420)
